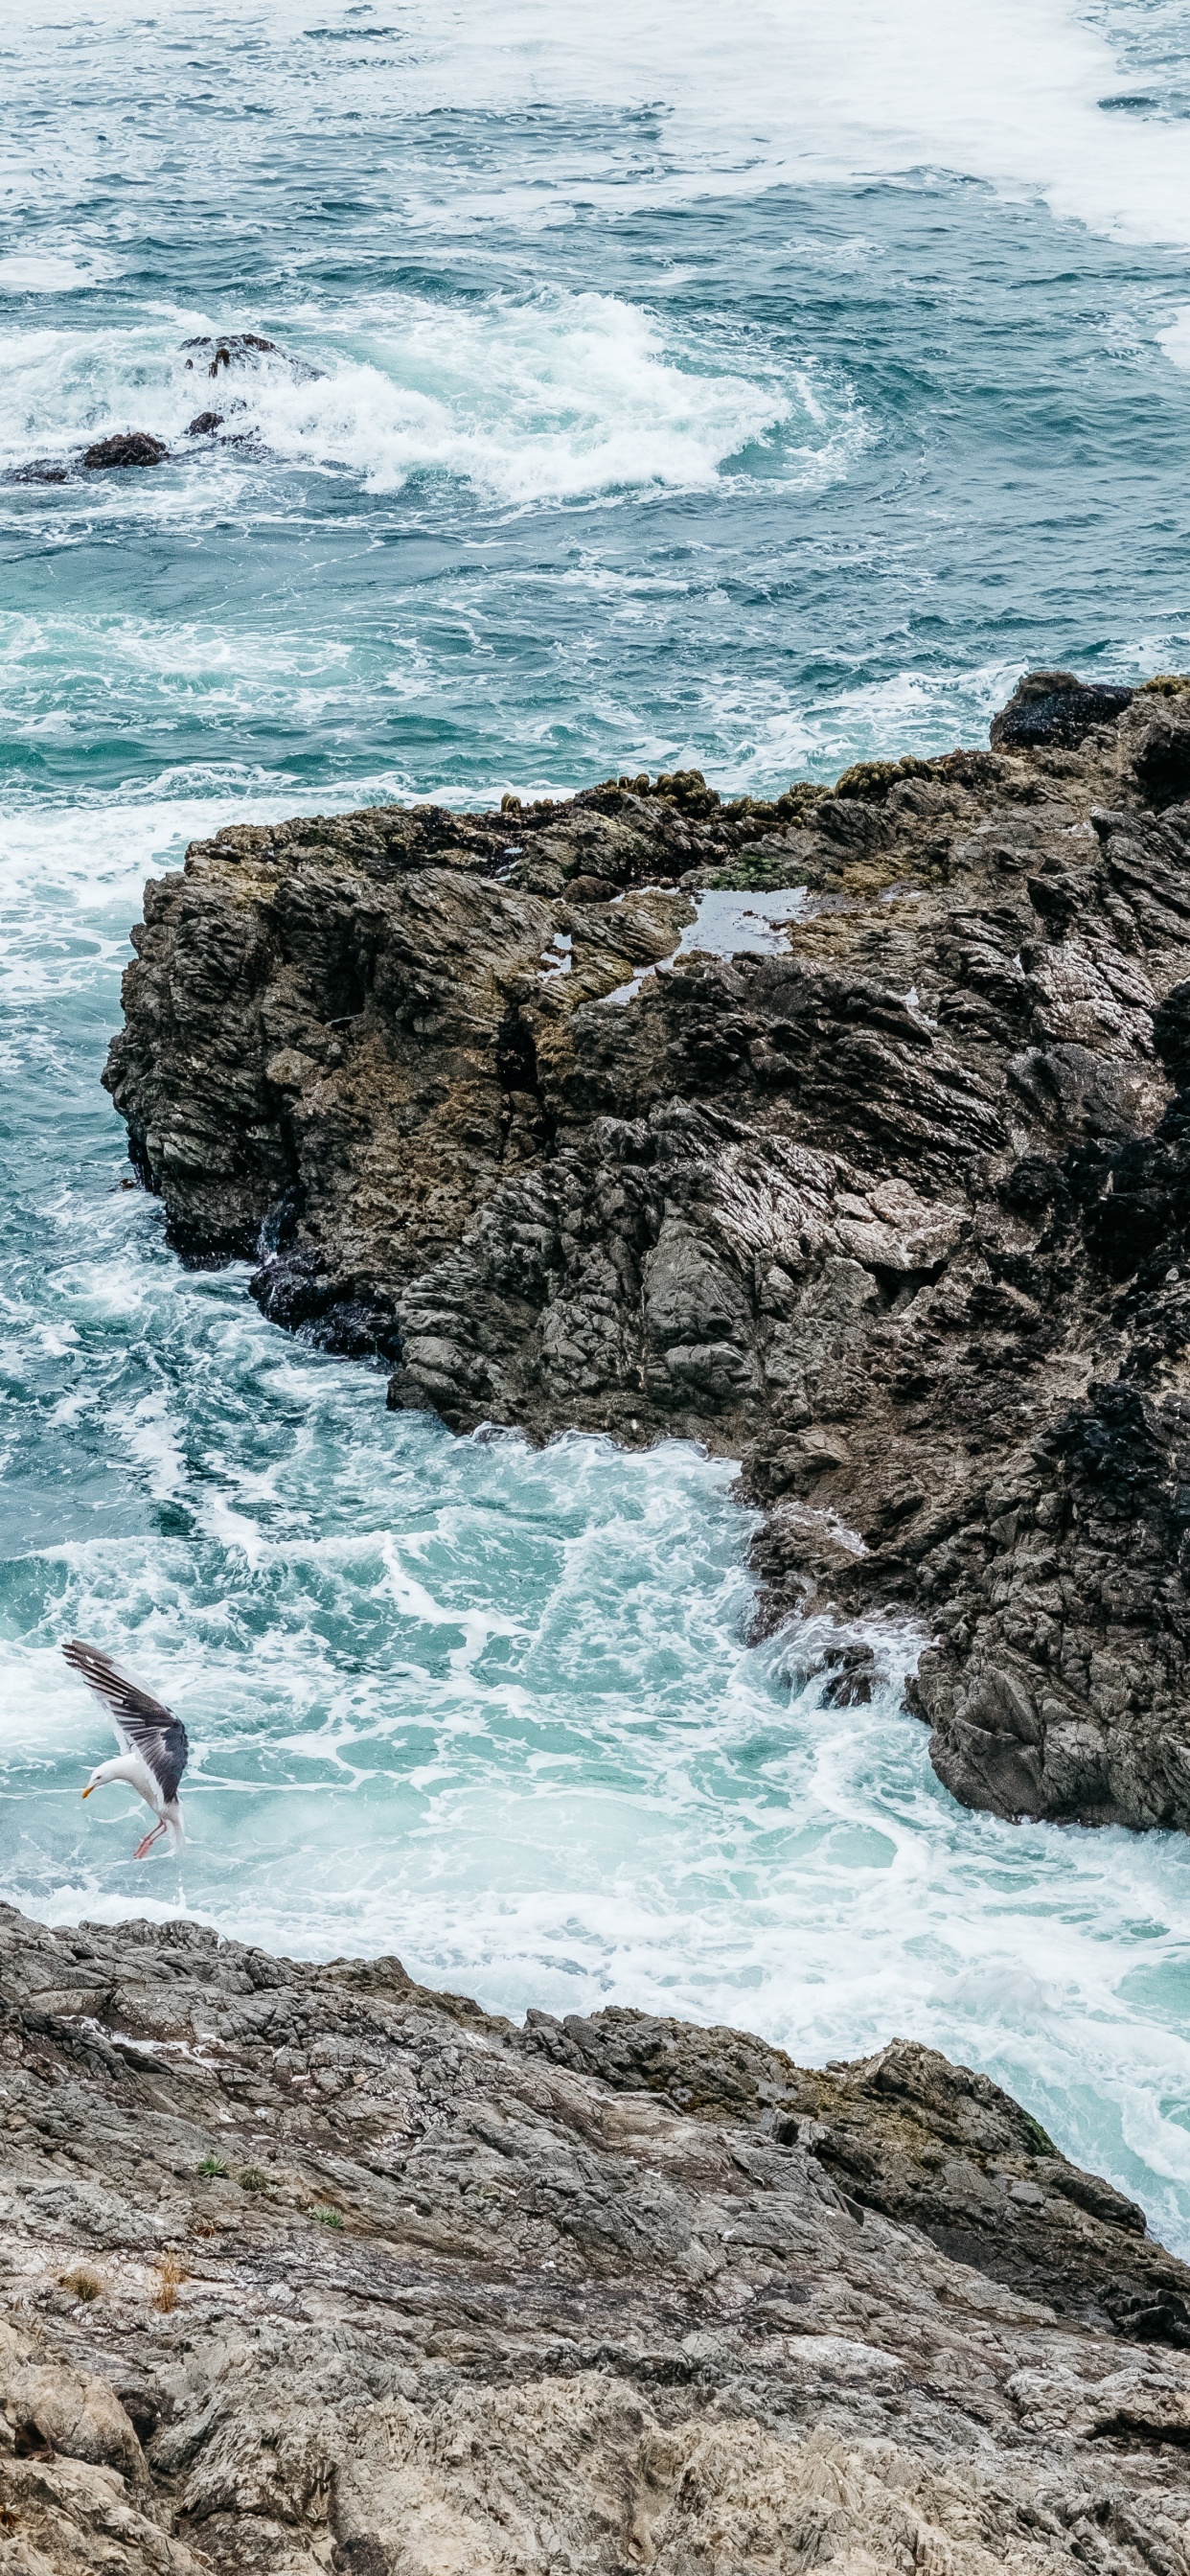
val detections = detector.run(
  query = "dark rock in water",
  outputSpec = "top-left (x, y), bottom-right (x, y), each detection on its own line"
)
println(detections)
top-left (80, 431), bottom-right (170, 470)
top-left (182, 330), bottom-right (279, 374)
top-left (991, 667), bottom-right (1135, 750)
top-left (107, 673), bottom-right (1190, 1836)
top-left (180, 330), bottom-right (324, 383)
top-left (2, 457), bottom-right (72, 485)
top-left (184, 408), bottom-right (224, 435)
top-left (3, 1899), bottom-right (1190, 2574)
top-left (250, 1244), bottom-right (400, 1359)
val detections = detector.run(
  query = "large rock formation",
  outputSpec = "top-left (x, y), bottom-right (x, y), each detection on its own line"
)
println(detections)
top-left (104, 673), bottom-right (1190, 1833)
top-left (4, 1901), bottom-right (1190, 2573)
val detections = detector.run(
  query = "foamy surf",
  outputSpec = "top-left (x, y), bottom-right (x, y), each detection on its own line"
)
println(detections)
top-left (364, 0), bottom-right (1190, 249)
top-left (9, 0), bottom-right (1187, 250)
top-left (4, 772), bottom-right (1190, 2264)
top-left (0, 292), bottom-right (855, 504)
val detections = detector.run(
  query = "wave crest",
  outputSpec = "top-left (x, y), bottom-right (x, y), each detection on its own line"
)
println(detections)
top-left (0, 290), bottom-right (862, 506)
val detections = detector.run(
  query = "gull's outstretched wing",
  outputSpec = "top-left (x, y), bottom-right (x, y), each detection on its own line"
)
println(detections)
top-left (62, 1639), bottom-right (189, 1804)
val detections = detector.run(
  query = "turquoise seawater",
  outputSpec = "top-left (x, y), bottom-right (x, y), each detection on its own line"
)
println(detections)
top-left (5, 0), bottom-right (1190, 2248)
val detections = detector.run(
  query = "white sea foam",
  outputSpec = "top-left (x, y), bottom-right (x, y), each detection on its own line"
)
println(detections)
top-left (713, 662), bottom-right (1028, 786)
top-left (35, 0), bottom-right (1184, 255)
top-left (1157, 308), bottom-right (1190, 373)
top-left (0, 293), bottom-right (847, 504)
top-left (0, 251), bottom-right (113, 295)
top-left (384, 0), bottom-right (1190, 250)
top-left (6, 0), bottom-right (1190, 274)
top-left (7, 1396), bottom-right (1190, 2251)
top-left (250, 299), bottom-right (793, 499)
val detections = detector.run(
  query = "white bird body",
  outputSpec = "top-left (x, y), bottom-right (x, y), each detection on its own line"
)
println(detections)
top-left (81, 1750), bottom-right (186, 1857)
top-left (65, 1641), bottom-right (189, 1860)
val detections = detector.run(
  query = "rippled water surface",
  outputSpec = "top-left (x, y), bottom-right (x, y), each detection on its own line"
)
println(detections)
top-left (5, 0), bottom-right (1190, 2250)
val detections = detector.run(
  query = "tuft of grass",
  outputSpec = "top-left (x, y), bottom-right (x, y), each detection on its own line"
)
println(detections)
top-left (61, 2266), bottom-right (103, 2303)
top-left (153, 2252), bottom-right (186, 2313)
top-left (197, 2153), bottom-right (228, 2179)
top-left (238, 2165), bottom-right (269, 2192)
top-left (311, 2206), bottom-right (343, 2230)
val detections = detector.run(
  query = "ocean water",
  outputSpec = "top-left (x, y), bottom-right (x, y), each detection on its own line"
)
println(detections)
top-left (4, 0), bottom-right (1190, 2252)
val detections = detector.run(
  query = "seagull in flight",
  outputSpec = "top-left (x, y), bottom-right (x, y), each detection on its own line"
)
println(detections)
top-left (63, 1640), bottom-right (189, 1859)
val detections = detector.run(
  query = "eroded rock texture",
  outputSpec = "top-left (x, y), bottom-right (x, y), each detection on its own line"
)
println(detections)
top-left (4, 1904), bottom-right (1190, 2573)
top-left (104, 673), bottom-right (1190, 1831)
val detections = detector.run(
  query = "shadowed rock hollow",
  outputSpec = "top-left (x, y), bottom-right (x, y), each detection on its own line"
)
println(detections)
top-left (103, 672), bottom-right (1190, 1834)
top-left (4, 1904), bottom-right (1190, 2573)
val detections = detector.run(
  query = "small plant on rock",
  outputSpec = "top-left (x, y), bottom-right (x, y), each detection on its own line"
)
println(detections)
top-left (197, 2152), bottom-right (228, 2178)
top-left (311, 2205), bottom-right (343, 2229)
top-left (61, 2266), bottom-right (102, 2302)
top-left (238, 2165), bottom-right (269, 2191)
top-left (153, 2252), bottom-right (186, 2313)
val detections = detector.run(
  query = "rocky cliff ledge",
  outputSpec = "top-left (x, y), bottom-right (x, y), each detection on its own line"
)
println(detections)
top-left (4, 1903), bottom-right (1190, 2574)
top-left (105, 672), bottom-right (1190, 1833)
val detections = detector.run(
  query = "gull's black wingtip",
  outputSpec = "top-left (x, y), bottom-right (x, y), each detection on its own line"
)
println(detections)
top-left (63, 1637), bottom-right (103, 1671)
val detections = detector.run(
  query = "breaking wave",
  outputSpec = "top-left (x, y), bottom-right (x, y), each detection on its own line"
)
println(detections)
top-left (0, 294), bottom-right (854, 505)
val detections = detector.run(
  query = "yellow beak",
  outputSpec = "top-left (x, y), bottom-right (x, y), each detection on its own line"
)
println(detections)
top-left (80, 1785), bottom-right (94, 1799)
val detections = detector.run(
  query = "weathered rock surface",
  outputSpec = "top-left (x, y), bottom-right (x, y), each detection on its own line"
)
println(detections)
top-left (1, 458), bottom-right (73, 486)
top-left (180, 334), bottom-right (324, 384)
top-left (4, 433), bottom-right (172, 484)
top-left (80, 433), bottom-right (171, 471)
top-left (103, 673), bottom-right (1190, 1833)
top-left (3, 1902), bottom-right (1190, 2573)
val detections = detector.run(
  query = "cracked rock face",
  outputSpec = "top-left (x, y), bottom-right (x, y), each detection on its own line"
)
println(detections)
top-left (103, 678), bottom-right (1190, 1832)
top-left (4, 1904), bottom-right (1190, 2573)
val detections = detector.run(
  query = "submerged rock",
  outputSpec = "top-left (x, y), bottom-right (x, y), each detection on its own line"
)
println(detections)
top-left (1, 457), bottom-right (72, 485)
top-left (1, 1900), bottom-right (1189, 2574)
top-left (80, 431), bottom-right (170, 470)
top-left (184, 409), bottom-right (223, 435)
top-left (105, 676), bottom-right (1190, 1834)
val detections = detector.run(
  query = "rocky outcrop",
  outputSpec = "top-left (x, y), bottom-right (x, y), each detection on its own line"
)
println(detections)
top-left (80, 432), bottom-right (171, 471)
top-left (5, 432), bottom-right (172, 484)
top-left (103, 674), bottom-right (1190, 1833)
top-left (4, 1902), bottom-right (1190, 2574)
top-left (180, 332), bottom-right (323, 384)
top-left (2, 335), bottom-right (317, 489)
